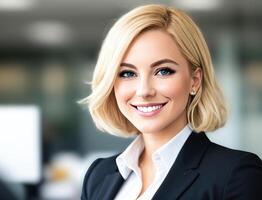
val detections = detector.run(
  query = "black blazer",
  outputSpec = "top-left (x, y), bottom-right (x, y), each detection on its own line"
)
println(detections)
top-left (81, 132), bottom-right (262, 200)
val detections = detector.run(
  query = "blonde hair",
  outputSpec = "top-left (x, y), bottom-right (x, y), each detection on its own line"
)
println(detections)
top-left (80, 4), bottom-right (228, 137)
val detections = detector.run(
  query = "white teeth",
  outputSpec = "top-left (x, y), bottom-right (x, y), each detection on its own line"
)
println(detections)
top-left (136, 105), bottom-right (162, 113)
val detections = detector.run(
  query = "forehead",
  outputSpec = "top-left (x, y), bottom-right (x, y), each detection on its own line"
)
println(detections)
top-left (122, 29), bottom-right (186, 66)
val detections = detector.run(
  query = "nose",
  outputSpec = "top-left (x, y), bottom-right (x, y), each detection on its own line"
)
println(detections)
top-left (136, 77), bottom-right (156, 98)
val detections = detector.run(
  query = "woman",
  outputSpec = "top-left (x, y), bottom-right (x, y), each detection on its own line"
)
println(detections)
top-left (81, 4), bottom-right (262, 200)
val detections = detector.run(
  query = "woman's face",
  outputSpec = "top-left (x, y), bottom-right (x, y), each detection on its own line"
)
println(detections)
top-left (114, 29), bottom-right (201, 135)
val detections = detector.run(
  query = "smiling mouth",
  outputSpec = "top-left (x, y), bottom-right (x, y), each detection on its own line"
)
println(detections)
top-left (131, 103), bottom-right (167, 113)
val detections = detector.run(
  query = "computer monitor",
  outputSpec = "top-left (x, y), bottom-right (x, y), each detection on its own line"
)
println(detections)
top-left (0, 105), bottom-right (41, 183)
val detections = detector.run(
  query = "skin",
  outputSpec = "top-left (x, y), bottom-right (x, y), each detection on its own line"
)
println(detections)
top-left (113, 29), bottom-right (202, 195)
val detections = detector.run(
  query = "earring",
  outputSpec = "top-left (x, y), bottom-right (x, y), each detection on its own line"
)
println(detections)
top-left (190, 89), bottom-right (196, 95)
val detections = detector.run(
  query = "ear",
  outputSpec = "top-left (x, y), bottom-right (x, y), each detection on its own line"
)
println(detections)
top-left (190, 67), bottom-right (202, 95)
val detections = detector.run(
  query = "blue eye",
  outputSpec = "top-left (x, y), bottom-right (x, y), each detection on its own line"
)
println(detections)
top-left (119, 70), bottom-right (136, 78)
top-left (156, 68), bottom-right (175, 76)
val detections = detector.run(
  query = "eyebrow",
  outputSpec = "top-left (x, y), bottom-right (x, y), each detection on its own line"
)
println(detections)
top-left (120, 58), bottom-right (179, 69)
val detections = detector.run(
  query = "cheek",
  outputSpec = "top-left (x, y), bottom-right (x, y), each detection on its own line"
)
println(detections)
top-left (157, 77), bottom-right (191, 99)
top-left (114, 81), bottom-right (134, 104)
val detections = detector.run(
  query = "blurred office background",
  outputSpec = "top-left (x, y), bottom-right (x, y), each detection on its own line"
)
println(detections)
top-left (0, 0), bottom-right (261, 199)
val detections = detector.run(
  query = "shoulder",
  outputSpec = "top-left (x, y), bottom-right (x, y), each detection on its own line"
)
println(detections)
top-left (87, 154), bottom-right (119, 174)
top-left (185, 131), bottom-right (261, 169)
top-left (82, 154), bottom-right (119, 184)
top-left (206, 141), bottom-right (260, 162)
top-left (206, 141), bottom-right (262, 167)
top-left (81, 154), bottom-right (119, 200)
top-left (204, 141), bottom-right (262, 199)
top-left (187, 131), bottom-right (261, 167)
top-left (201, 138), bottom-right (262, 173)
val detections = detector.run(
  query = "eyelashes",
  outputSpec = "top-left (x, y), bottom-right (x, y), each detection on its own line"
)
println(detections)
top-left (118, 67), bottom-right (176, 78)
top-left (118, 70), bottom-right (136, 78)
top-left (155, 67), bottom-right (176, 76)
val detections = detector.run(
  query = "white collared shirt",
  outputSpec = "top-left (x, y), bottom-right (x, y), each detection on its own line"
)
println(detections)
top-left (114, 125), bottom-right (192, 200)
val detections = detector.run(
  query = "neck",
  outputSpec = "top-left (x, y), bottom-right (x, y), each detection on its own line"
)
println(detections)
top-left (141, 122), bottom-right (188, 160)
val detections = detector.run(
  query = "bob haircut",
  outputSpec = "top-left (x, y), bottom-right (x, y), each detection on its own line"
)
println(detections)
top-left (80, 4), bottom-right (228, 137)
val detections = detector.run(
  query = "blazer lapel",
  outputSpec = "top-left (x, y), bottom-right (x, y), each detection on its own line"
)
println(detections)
top-left (95, 171), bottom-right (124, 200)
top-left (152, 131), bottom-right (210, 200)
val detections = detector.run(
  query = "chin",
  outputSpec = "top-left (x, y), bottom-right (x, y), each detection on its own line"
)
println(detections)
top-left (135, 124), bottom-right (167, 135)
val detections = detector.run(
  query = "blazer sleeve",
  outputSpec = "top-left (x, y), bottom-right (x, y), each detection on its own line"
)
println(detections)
top-left (223, 153), bottom-right (262, 200)
top-left (81, 158), bottom-right (102, 200)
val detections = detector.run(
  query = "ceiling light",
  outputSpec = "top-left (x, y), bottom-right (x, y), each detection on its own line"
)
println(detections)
top-left (174, 0), bottom-right (222, 11)
top-left (0, 0), bottom-right (34, 11)
top-left (26, 21), bottom-right (72, 47)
